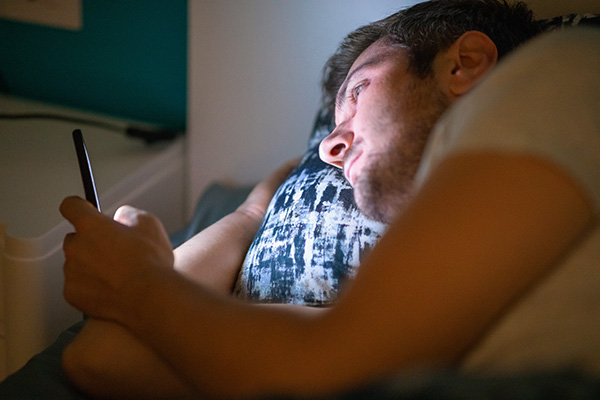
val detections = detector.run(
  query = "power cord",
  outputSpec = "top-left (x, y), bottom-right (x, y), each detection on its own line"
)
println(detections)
top-left (0, 112), bottom-right (180, 144)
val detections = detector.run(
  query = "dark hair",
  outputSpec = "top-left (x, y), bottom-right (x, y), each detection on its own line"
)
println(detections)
top-left (321, 0), bottom-right (543, 114)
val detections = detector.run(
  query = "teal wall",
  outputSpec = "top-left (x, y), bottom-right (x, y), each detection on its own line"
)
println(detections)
top-left (0, 1), bottom-right (187, 131)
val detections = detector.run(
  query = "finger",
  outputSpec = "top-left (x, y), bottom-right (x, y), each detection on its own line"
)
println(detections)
top-left (63, 261), bottom-right (110, 316)
top-left (62, 232), bottom-right (76, 258)
top-left (114, 205), bottom-right (157, 232)
top-left (114, 206), bottom-right (171, 246)
top-left (113, 205), bottom-right (144, 226)
top-left (60, 196), bottom-right (102, 229)
top-left (62, 231), bottom-right (99, 271)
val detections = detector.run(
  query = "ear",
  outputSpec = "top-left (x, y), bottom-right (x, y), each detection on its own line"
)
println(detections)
top-left (442, 31), bottom-right (498, 97)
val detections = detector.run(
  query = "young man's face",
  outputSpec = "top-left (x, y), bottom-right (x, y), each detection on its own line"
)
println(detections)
top-left (320, 38), bottom-right (450, 222)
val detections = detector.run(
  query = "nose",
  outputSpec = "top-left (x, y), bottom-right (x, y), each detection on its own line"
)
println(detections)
top-left (319, 123), bottom-right (353, 168)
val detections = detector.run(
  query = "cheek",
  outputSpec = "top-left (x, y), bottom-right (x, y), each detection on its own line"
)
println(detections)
top-left (362, 92), bottom-right (410, 138)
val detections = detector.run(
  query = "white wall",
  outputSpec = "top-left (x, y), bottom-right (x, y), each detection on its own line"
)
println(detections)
top-left (186, 0), bottom-right (419, 216)
top-left (186, 0), bottom-right (600, 217)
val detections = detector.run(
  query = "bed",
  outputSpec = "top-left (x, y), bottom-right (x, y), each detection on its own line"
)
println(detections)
top-left (1, 12), bottom-right (599, 400)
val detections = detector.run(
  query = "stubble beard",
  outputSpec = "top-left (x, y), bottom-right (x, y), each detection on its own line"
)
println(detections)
top-left (354, 83), bottom-right (450, 223)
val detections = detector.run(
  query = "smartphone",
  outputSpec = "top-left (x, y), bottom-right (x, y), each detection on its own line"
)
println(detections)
top-left (72, 129), bottom-right (101, 211)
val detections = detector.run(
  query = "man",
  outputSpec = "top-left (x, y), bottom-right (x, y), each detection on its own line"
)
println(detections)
top-left (58, 1), bottom-right (599, 399)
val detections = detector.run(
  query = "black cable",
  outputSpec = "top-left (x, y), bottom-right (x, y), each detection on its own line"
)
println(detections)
top-left (0, 112), bottom-right (180, 144)
top-left (0, 111), bottom-right (124, 131)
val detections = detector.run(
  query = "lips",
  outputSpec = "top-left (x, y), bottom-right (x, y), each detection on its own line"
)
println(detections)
top-left (343, 151), bottom-right (361, 186)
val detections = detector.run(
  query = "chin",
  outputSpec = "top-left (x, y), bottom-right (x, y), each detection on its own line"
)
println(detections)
top-left (354, 189), bottom-right (390, 223)
top-left (354, 176), bottom-right (413, 224)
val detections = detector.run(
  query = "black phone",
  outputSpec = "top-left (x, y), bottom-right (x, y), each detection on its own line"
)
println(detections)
top-left (72, 129), bottom-right (101, 211)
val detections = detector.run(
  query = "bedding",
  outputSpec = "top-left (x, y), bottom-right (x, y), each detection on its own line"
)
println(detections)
top-left (417, 27), bottom-right (600, 375)
top-left (0, 322), bottom-right (86, 399)
top-left (270, 370), bottom-right (600, 399)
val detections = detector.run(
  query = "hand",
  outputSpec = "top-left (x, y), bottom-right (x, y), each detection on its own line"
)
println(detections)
top-left (60, 196), bottom-right (174, 322)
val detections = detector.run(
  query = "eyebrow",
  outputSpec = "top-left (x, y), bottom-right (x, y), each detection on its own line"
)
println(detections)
top-left (335, 53), bottom-right (387, 111)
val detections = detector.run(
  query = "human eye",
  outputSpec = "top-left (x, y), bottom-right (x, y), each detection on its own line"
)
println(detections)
top-left (349, 81), bottom-right (368, 103)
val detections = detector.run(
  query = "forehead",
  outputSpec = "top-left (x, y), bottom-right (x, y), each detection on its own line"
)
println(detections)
top-left (350, 38), bottom-right (409, 74)
top-left (335, 39), bottom-right (410, 112)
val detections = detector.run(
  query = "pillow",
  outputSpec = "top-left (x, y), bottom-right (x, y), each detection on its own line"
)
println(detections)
top-left (540, 13), bottom-right (600, 31)
top-left (233, 108), bottom-right (387, 305)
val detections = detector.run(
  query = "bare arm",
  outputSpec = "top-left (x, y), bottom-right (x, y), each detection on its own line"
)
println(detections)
top-left (174, 158), bottom-right (299, 291)
top-left (61, 152), bottom-right (594, 399)
top-left (62, 159), bottom-right (298, 398)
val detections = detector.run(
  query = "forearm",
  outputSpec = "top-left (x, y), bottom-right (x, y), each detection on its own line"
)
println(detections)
top-left (121, 270), bottom-right (336, 399)
top-left (64, 303), bottom-right (327, 399)
top-left (174, 159), bottom-right (298, 292)
top-left (174, 208), bottom-right (264, 293)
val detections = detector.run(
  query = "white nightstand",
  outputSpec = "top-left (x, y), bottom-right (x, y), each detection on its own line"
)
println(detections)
top-left (0, 95), bottom-right (186, 379)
